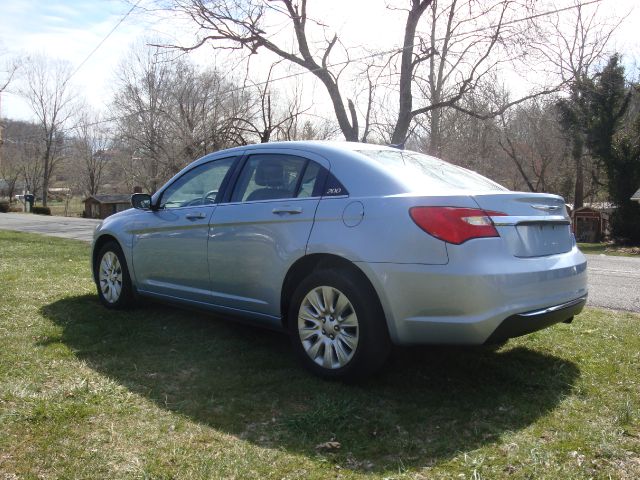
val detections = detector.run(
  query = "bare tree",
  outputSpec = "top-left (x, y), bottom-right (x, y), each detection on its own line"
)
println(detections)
top-left (21, 147), bottom-right (44, 198)
top-left (1, 119), bottom-right (45, 197)
top-left (19, 55), bottom-right (77, 206)
top-left (0, 48), bottom-right (21, 182)
top-left (498, 97), bottom-right (570, 193)
top-left (112, 43), bottom-right (176, 192)
top-left (291, 118), bottom-right (336, 140)
top-left (161, 0), bottom-right (569, 146)
top-left (413, 83), bottom-right (506, 180)
top-left (161, 0), bottom-right (363, 140)
top-left (228, 64), bottom-right (312, 142)
top-left (71, 108), bottom-right (111, 196)
top-left (0, 139), bottom-right (21, 201)
top-left (0, 55), bottom-right (19, 95)
top-left (165, 61), bottom-right (253, 155)
top-left (401, 0), bottom-right (535, 151)
top-left (536, 0), bottom-right (620, 208)
top-left (113, 41), bottom-right (254, 192)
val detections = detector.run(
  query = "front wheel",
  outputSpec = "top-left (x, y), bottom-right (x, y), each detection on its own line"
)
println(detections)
top-left (289, 268), bottom-right (391, 380)
top-left (95, 241), bottom-right (134, 309)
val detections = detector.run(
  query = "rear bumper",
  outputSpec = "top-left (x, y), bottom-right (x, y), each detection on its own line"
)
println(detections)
top-left (484, 295), bottom-right (586, 344)
top-left (356, 242), bottom-right (588, 345)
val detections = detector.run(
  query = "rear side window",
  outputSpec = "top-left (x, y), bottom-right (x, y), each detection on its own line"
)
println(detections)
top-left (231, 154), bottom-right (323, 202)
top-left (297, 161), bottom-right (321, 198)
top-left (356, 149), bottom-right (506, 191)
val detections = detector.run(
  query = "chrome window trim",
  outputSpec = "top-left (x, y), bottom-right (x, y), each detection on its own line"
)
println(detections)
top-left (155, 204), bottom-right (218, 212)
top-left (216, 195), bottom-right (322, 207)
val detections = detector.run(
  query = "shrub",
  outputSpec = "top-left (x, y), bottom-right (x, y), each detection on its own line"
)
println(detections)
top-left (31, 206), bottom-right (52, 215)
top-left (0, 201), bottom-right (9, 213)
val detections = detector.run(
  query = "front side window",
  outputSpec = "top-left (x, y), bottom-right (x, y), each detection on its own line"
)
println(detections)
top-left (231, 154), bottom-right (320, 202)
top-left (160, 157), bottom-right (235, 209)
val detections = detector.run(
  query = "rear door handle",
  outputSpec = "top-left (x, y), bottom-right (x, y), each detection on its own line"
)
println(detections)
top-left (185, 212), bottom-right (206, 220)
top-left (272, 207), bottom-right (303, 215)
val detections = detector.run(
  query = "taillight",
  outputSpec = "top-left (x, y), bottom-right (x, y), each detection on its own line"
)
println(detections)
top-left (409, 207), bottom-right (506, 245)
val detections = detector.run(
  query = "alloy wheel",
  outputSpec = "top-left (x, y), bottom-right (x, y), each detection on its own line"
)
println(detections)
top-left (297, 286), bottom-right (359, 369)
top-left (99, 251), bottom-right (123, 304)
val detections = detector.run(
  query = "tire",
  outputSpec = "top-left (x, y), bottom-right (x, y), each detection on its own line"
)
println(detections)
top-left (288, 268), bottom-right (391, 380)
top-left (95, 241), bottom-right (134, 309)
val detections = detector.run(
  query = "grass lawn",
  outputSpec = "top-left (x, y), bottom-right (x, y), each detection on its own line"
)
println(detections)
top-left (578, 242), bottom-right (640, 257)
top-left (1, 231), bottom-right (639, 479)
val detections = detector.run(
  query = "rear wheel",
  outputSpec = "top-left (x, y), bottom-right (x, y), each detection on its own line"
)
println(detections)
top-left (96, 241), bottom-right (134, 309)
top-left (289, 268), bottom-right (390, 380)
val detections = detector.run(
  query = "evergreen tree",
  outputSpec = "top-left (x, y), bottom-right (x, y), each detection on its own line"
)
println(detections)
top-left (558, 54), bottom-right (639, 242)
top-left (607, 114), bottom-right (640, 242)
top-left (557, 78), bottom-right (590, 209)
top-left (583, 55), bottom-right (637, 242)
top-left (584, 55), bottom-right (631, 171)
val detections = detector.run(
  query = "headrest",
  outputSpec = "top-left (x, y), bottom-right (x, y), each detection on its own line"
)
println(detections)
top-left (254, 159), bottom-right (285, 187)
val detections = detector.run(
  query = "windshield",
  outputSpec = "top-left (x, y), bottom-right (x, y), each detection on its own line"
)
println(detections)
top-left (356, 149), bottom-right (507, 192)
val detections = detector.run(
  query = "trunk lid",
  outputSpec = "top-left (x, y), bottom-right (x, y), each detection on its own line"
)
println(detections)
top-left (471, 192), bottom-right (573, 257)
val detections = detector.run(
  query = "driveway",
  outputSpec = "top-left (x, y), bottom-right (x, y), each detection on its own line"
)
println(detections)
top-left (1, 213), bottom-right (639, 312)
top-left (0, 213), bottom-right (101, 242)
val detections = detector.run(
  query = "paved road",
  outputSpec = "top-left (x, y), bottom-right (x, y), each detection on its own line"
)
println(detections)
top-left (1, 212), bottom-right (639, 312)
top-left (585, 254), bottom-right (640, 312)
top-left (0, 213), bottom-right (101, 242)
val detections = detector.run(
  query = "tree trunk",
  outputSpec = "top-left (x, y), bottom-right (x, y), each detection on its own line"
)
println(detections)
top-left (574, 154), bottom-right (584, 209)
top-left (390, 1), bottom-right (432, 145)
top-left (571, 133), bottom-right (585, 209)
top-left (42, 154), bottom-right (50, 207)
top-left (429, 107), bottom-right (442, 156)
top-left (317, 73), bottom-right (358, 141)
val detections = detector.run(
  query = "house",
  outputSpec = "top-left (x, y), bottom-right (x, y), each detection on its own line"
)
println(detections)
top-left (632, 188), bottom-right (640, 203)
top-left (84, 194), bottom-right (132, 219)
top-left (571, 203), bottom-right (615, 243)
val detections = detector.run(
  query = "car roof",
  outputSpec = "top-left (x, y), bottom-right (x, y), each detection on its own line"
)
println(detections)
top-left (171, 141), bottom-right (498, 198)
top-left (203, 140), bottom-right (399, 161)
top-left (185, 141), bottom-right (405, 196)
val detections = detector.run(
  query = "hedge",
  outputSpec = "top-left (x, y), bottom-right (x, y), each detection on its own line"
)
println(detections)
top-left (31, 206), bottom-right (52, 215)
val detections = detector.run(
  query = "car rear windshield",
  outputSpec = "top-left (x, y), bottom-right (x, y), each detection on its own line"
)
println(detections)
top-left (356, 149), bottom-right (507, 192)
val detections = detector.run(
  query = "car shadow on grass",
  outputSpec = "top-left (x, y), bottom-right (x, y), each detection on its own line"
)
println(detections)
top-left (41, 294), bottom-right (580, 474)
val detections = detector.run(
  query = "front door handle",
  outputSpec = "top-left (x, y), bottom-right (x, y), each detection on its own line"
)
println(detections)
top-left (272, 207), bottom-right (303, 215)
top-left (185, 212), bottom-right (206, 220)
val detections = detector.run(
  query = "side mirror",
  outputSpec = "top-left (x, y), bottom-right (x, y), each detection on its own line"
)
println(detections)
top-left (131, 193), bottom-right (153, 210)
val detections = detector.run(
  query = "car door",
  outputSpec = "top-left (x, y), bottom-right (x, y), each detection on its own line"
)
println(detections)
top-left (131, 156), bottom-right (236, 303)
top-left (207, 151), bottom-right (327, 319)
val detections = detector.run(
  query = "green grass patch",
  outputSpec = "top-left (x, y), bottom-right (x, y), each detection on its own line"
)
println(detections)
top-left (578, 242), bottom-right (640, 257)
top-left (1, 230), bottom-right (639, 479)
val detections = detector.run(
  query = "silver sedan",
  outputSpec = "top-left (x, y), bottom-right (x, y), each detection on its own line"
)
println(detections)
top-left (92, 141), bottom-right (588, 379)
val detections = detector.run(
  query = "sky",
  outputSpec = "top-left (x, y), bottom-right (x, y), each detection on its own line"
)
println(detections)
top-left (1, 0), bottom-right (639, 123)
